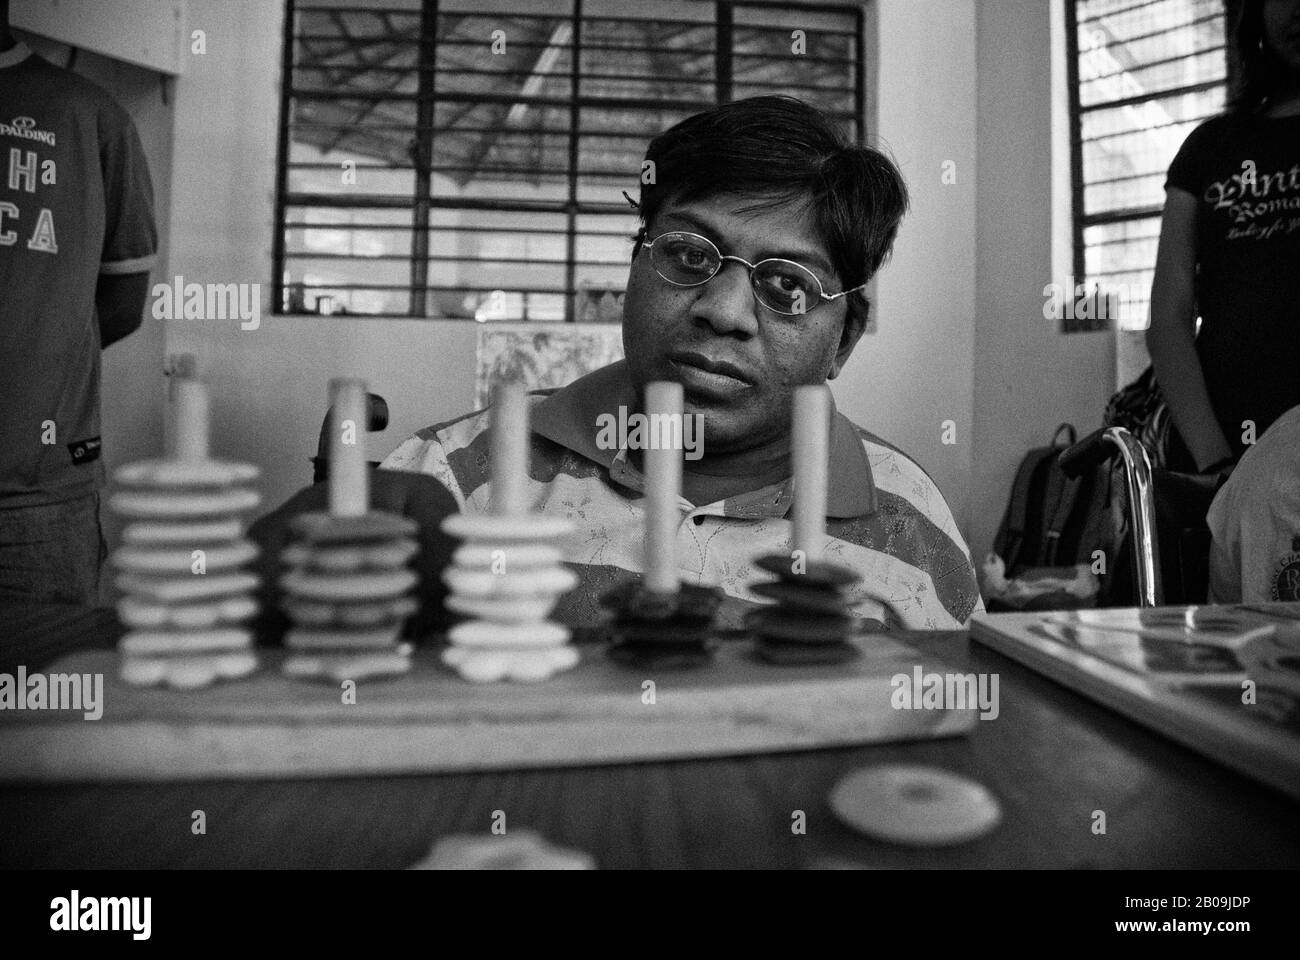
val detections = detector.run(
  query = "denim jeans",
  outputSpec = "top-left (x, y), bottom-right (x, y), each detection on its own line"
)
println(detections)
top-left (0, 492), bottom-right (105, 606)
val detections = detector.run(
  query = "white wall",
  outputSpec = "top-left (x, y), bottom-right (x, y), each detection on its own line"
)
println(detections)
top-left (13, 0), bottom-right (188, 75)
top-left (832, 0), bottom-right (977, 537)
top-left (164, 0), bottom-right (484, 514)
top-left (970, 0), bottom-right (1115, 561)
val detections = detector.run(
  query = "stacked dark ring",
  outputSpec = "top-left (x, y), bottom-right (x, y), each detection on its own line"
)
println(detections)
top-left (747, 554), bottom-right (864, 665)
top-left (602, 581), bottom-right (724, 669)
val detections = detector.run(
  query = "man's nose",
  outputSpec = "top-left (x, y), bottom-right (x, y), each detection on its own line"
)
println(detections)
top-left (690, 260), bottom-right (759, 337)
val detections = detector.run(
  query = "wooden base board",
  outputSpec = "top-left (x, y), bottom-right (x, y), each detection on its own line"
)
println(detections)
top-left (0, 635), bottom-right (976, 783)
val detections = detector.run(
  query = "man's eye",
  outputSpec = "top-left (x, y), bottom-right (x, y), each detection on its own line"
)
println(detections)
top-left (760, 270), bottom-right (813, 296)
top-left (668, 242), bottom-right (711, 268)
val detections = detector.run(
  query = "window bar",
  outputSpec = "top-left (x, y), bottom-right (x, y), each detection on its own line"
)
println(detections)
top-left (565, 0), bottom-right (583, 323)
top-left (1081, 76), bottom-right (1222, 113)
top-left (272, 0), bottom-right (299, 314)
top-left (717, 2), bottom-right (734, 104)
top-left (1083, 43), bottom-right (1226, 85)
top-left (1080, 9), bottom-right (1223, 51)
top-left (1077, 0), bottom-right (1185, 27)
top-left (853, 4), bottom-right (865, 143)
top-left (1065, 0), bottom-right (1087, 288)
top-left (410, 0), bottom-right (439, 317)
top-left (276, 2), bottom-right (864, 319)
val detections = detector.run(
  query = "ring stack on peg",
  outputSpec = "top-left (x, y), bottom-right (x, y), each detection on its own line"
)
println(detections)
top-left (280, 379), bottom-right (419, 683)
top-left (747, 385), bottom-right (862, 665)
top-left (440, 383), bottom-right (580, 683)
top-left (603, 580), bottom-right (724, 670)
top-left (110, 377), bottom-right (263, 689)
top-left (604, 381), bottom-right (723, 669)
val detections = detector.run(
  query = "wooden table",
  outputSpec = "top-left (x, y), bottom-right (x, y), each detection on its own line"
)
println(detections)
top-left (1, 603), bottom-right (1297, 869)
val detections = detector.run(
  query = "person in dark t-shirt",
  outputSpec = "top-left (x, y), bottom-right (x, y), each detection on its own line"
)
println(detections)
top-left (1147, 0), bottom-right (1300, 477)
top-left (0, 2), bottom-right (158, 607)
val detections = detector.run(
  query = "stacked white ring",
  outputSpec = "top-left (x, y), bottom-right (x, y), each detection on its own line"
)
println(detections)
top-left (279, 378), bottom-right (417, 683)
top-left (279, 512), bottom-right (419, 682)
top-left (440, 513), bottom-right (579, 682)
top-left (110, 381), bottom-right (263, 689)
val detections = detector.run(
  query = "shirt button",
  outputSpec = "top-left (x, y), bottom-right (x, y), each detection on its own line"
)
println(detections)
top-left (693, 516), bottom-right (705, 525)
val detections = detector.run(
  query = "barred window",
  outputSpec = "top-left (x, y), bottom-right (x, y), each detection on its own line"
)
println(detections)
top-left (274, 0), bottom-right (866, 320)
top-left (1064, 0), bottom-right (1229, 332)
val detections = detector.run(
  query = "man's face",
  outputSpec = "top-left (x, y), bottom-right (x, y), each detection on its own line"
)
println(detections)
top-left (621, 193), bottom-right (864, 455)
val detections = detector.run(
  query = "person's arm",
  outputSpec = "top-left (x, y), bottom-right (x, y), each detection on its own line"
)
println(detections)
top-left (97, 95), bottom-right (157, 343)
top-left (96, 271), bottom-right (150, 347)
top-left (1145, 187), bottom-right (1233, 472)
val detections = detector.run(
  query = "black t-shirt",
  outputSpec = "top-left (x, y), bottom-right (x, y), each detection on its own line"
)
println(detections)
top-left (1165, 111), bottom-right (1300, 455)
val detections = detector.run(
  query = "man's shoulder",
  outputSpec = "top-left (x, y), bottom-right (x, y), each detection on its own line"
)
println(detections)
top-left (851, 423), bottom-right (912, 461)
top-left (836, 421), bottom-right (979, 625)
top-left (386, 389), bottom-right (589, 492)
top-left (381, 407), bottom-right (493, 488)
top-left (412, 388), bottom-right (564, 448)
top-left (849, 422), bottom-right (947, 501)
top-left (413, 405), bottom-right (493, 447)
top-left (840, 419), bottom-right (971, 567)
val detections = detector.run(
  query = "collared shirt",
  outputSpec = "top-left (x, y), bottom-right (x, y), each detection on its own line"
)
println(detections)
top-left (381, 361), bottom-right (983, 629)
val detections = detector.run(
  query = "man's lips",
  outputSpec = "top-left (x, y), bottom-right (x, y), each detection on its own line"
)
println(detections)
top-left (667, 351), bottom-right (755, 385)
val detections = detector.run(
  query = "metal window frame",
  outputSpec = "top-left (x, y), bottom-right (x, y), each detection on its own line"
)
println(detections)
top-left (1063, 0), bottom-right (1229, 331)
top-left (273, 0), bottom-right (868, 320)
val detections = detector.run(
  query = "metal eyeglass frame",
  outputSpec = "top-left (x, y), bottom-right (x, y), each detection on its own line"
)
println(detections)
top-left (640, 230), bottom-right (867, 316)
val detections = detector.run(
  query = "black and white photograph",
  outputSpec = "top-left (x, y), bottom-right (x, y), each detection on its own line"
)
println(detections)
top-left (0, 0), bottom-right (1296, 925)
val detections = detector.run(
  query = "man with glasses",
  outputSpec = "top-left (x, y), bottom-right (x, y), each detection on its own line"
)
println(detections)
top-left (382, 96), bottom-right (982, 630)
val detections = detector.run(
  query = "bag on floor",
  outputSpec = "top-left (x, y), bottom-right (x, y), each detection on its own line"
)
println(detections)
top-left (985, 423), bottom-right (1125, 610)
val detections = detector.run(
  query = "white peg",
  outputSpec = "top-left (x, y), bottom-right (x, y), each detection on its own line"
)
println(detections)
top-left (172, 378), bottom-right (210, 464)
top-left (644, 381), bottom-right (684, 595)
top-left (792, 384), bottom-right (832, 557)
top-left (328, 378), bottom-right (369, 517)
top-left (490, 382), bottom-right (530, 516)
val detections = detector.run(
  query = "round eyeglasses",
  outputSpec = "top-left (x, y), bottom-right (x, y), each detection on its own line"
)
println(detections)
top-left (641, 230), bottom-right (866, 316)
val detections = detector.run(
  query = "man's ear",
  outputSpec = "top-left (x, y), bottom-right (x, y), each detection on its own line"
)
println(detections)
top-left (829, 294), bottom-right (870, 380)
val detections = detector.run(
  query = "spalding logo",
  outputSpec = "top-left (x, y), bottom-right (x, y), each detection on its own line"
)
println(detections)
top-left (0, 115), bottom-right (56, 145)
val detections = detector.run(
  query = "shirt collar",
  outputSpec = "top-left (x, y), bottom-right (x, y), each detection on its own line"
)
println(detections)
top-left (531, 360), bottom-right (877, 518)
top-left (0, 43), bottom-right (33, 70)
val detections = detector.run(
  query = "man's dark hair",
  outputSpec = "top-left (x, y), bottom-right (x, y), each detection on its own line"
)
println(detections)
top-left (1229, 0), bottom-right (1293, 113)
top-left (634, 96), bottom-right (908, 328)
